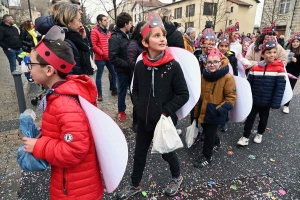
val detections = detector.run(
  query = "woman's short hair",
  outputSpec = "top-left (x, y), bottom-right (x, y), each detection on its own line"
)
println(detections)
top-left (186, 27), bottom-right (195, 35)
top-left (53, 2), bottom-right (79, 27)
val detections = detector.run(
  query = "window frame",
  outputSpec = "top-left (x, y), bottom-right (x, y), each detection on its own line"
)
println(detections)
top-left (203, 2), bottom-right (217, 16)
top-left (279, 0), bottom-right (291, 14)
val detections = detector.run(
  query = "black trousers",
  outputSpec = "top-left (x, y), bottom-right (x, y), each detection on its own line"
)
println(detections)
top-left (284, 78), bottom-right (298, 107)
top-left (201, 124), bottom-right (220, 160)
top-left (129, 93), bottom-right (138, 126)
top-left (131, 122), bottom-right (181, 187)
top-left (243, 104), bottom-right (270, 138)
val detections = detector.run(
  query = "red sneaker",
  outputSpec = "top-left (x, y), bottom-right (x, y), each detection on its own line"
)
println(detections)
top-left (118, 112), bottom-right (126, 121)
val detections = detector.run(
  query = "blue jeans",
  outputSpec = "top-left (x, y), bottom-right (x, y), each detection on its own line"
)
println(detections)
top-left (4, 48), bottom-right (23, 72)
top-left (117, 74), bottom-right (130, 112)
top-left (95, 60), bottom-right (117, 95)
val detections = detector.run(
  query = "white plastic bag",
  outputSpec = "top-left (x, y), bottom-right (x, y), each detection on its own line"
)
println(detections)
top-left (90, 56), bottom-right (97, 71)
top-left (151, 115), bottom-right (183, 154)
top-left (21, 61), bottom-right (27, 73)
top-left (185, 119), bottom-right (198, 148)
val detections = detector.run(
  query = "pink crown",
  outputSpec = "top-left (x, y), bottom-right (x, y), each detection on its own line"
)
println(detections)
top-left (242, 37), bottom-right (252, 44)
top-left (208, 48), bottom-right (223, 58)
top-left (262, 23), bottom-right (276, 34)
top-left (289, 32), bottom-right (300, 43)
top-left (262, 38), bottom-right (277, 52)
top-left (226, 22), bottom-right (239, 33)
top-left (141, 12), bottom-right (164, 38)
top-left (200, 28), bottom-right (216, 42)
top-left (218, 34), bottom-right (230, 44)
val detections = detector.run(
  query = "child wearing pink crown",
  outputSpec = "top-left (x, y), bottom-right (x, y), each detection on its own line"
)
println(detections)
top-left (193, 48), bottom-right (237, 168)
top-left (237, 38), bottom-right (286, 146)
top-left (22, 37), bottom-right (104, 199)
top-left (117, 12), bottom-right (189, 199)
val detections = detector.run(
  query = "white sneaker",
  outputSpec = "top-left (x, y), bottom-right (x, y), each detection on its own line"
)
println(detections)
top-left (283, 106), bottom-right (289, 114)
top-left (253, 134), bottom-right (263, 144)
top-left (237, 137), bottom-right (249, 146)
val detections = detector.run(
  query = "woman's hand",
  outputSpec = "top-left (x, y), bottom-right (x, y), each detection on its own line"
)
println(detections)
top-left (244, 65), bottom-right (251, 69)
top-left (292, 57), bottom-right (297, 63)
top-left (79, 26), bottom-right (86, 39)
top-left (22, 137), bottom-right (38, 153)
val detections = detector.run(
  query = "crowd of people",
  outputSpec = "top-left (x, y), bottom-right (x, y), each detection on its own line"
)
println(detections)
top-left (0, 0), bottom-right (299, 199)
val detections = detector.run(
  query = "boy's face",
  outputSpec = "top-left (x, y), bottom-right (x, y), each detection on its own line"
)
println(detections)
top-left (28, 50), bottom-right (49, 84)
top-left (206, 55), bottom-right (222, 73)
top-left (206, 39), bottom-right (216, 54)
top-left (218, 42), bottom-right (229, 54)
top-left (143, 27), bottom-right (167, 52)
top-left (261, 48), bottom-right (277, 63)
top-left (242, 42), bottom-right (250, 52)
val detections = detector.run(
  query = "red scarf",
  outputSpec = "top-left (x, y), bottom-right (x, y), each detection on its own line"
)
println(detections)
top-left (142, 49), bottom-right (174, 67)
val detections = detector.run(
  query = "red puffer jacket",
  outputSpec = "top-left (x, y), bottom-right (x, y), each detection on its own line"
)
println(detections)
top-left (91, 25), bottom-right (111, 61)
top-left (33, 75), bottom-right (104, 200)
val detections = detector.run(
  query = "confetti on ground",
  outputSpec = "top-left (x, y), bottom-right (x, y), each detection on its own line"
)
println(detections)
top-left (209, 180), bottom-right (216, 185)
top-left (279, 189), bottom-right (286, 195)
top-left (227, 151), bottom-right (233, 155)
top-left (175, 196), bottom-right (181, 200)
top-left (266, 128), bottom-right (271, 130)
top-left (142, 191), bottom-right (147, 197)
top-left (270, 158), bottom-right (275, 162)
top-left (278, 134), bottom-right (283, 138)
top-left (248, 155), bottom-right (256, 160)
top-left (230, 185), bottom-right (237, 190)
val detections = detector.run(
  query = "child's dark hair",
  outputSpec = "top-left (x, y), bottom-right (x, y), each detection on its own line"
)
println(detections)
top-left (130, 21), bottom-right (146, 41)
top-left (35, 39), bottom-right (74, 79)
top-left (262, 46), bottom-right (277, 54)
top-left (286, 39), bottom-right (300, 56)
top-left (116, 12), bottom-right (132, 28)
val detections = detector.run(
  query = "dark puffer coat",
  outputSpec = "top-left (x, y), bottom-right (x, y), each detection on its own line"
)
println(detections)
top-left (248, 59), bottom-right (286, 108)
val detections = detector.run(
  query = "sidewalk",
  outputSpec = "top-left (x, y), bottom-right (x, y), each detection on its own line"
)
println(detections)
top-left (0, 51), bottom-right (40, 200)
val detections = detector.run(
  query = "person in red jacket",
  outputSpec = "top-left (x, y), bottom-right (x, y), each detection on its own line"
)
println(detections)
top-left (22, 38), bottom-right (104, 200)
top-left (91, 14), bottom-right (118, 101)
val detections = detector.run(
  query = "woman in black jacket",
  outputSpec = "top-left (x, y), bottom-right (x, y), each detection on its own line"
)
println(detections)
top-left (20, 20), bottom-right (36, 82)
top-left (54, 3), bottom-right (93, 75)
top-left (127, 21), bottom-right (146, 132)
top-left (283, 33), bottom-right (300, 114)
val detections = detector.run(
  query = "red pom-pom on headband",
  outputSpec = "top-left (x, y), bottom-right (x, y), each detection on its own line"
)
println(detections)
top-left (35, 41), bottom-right (75, 74)
top-left (141, 12), bottom-right (164, 38)
top-left (208, 48), bottom-right (223, 59)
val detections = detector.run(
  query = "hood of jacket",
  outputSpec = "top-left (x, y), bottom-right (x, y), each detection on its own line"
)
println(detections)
top-left (142, 49), bottom-right (174, 67)
top-left (50, 75), bottom-right (97, 104)
top-left (35, 15), bottom-right (55, 35)
top-left (203, 56), bottom-right (230, 82)
top-left (164, 21), bottom-right (176, 37)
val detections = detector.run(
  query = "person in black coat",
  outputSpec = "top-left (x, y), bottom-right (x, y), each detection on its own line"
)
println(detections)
top-left (283, 34), bottom-right (300, 114)
top-left (163, 21), bottom-right (184, 48)
top-left (127, 21), bottom-right (146, 132)
top-left (108, 12), bottom-right (132, 121)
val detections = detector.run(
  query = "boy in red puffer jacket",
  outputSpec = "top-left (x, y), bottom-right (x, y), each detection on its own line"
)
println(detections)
top-left (22, 38), bottom-right (104, 200)
top-left (237, 38), bottom-right (286, 146)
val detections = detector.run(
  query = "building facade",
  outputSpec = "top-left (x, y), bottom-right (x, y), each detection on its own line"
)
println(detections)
top-left (0, 0), bottom-right (9, 18)
top-left (261, 0), bottom-right (300, 39)
top-left (9, 6), bottom-right (41, 25)
top-left (147, 0), bottom-right (259, 35)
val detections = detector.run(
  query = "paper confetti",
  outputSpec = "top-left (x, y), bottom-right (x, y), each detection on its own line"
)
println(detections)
top-left (175, 196), bottom-right (181, 200)
top-left (270, 158), bottom-right (275, 162)
top-left (209, 180), bottom-right (216, 185)
top-left (278, 189), bottom-right (286, 195)
top-left (248, 155), bottom-right (256, 159)
top-left (230, 185), bottom-right (237, 190)
top-left (142, 191), bottom-right (147, 197)
top-left (227, 151), bottom-right (233, 155)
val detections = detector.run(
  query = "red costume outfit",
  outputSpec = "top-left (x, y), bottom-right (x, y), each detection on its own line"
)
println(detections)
top-left (33, 75), bottom-right (104, 200)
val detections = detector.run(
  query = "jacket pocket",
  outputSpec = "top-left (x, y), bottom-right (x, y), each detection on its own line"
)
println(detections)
top-left (62, 169), bottom-right (68, 195)
top-left (205, 103), bottom-right (227, 125)
top-left (148, 98), bottom-right (164, 127)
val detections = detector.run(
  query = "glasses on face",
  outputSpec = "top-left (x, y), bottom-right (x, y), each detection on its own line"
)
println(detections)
top-left (207, 43), bottom-right (215, 47)
top-left (207, 60), bottom-right (221, 66)
top-left (27, 62), bottom-right (48, 70)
